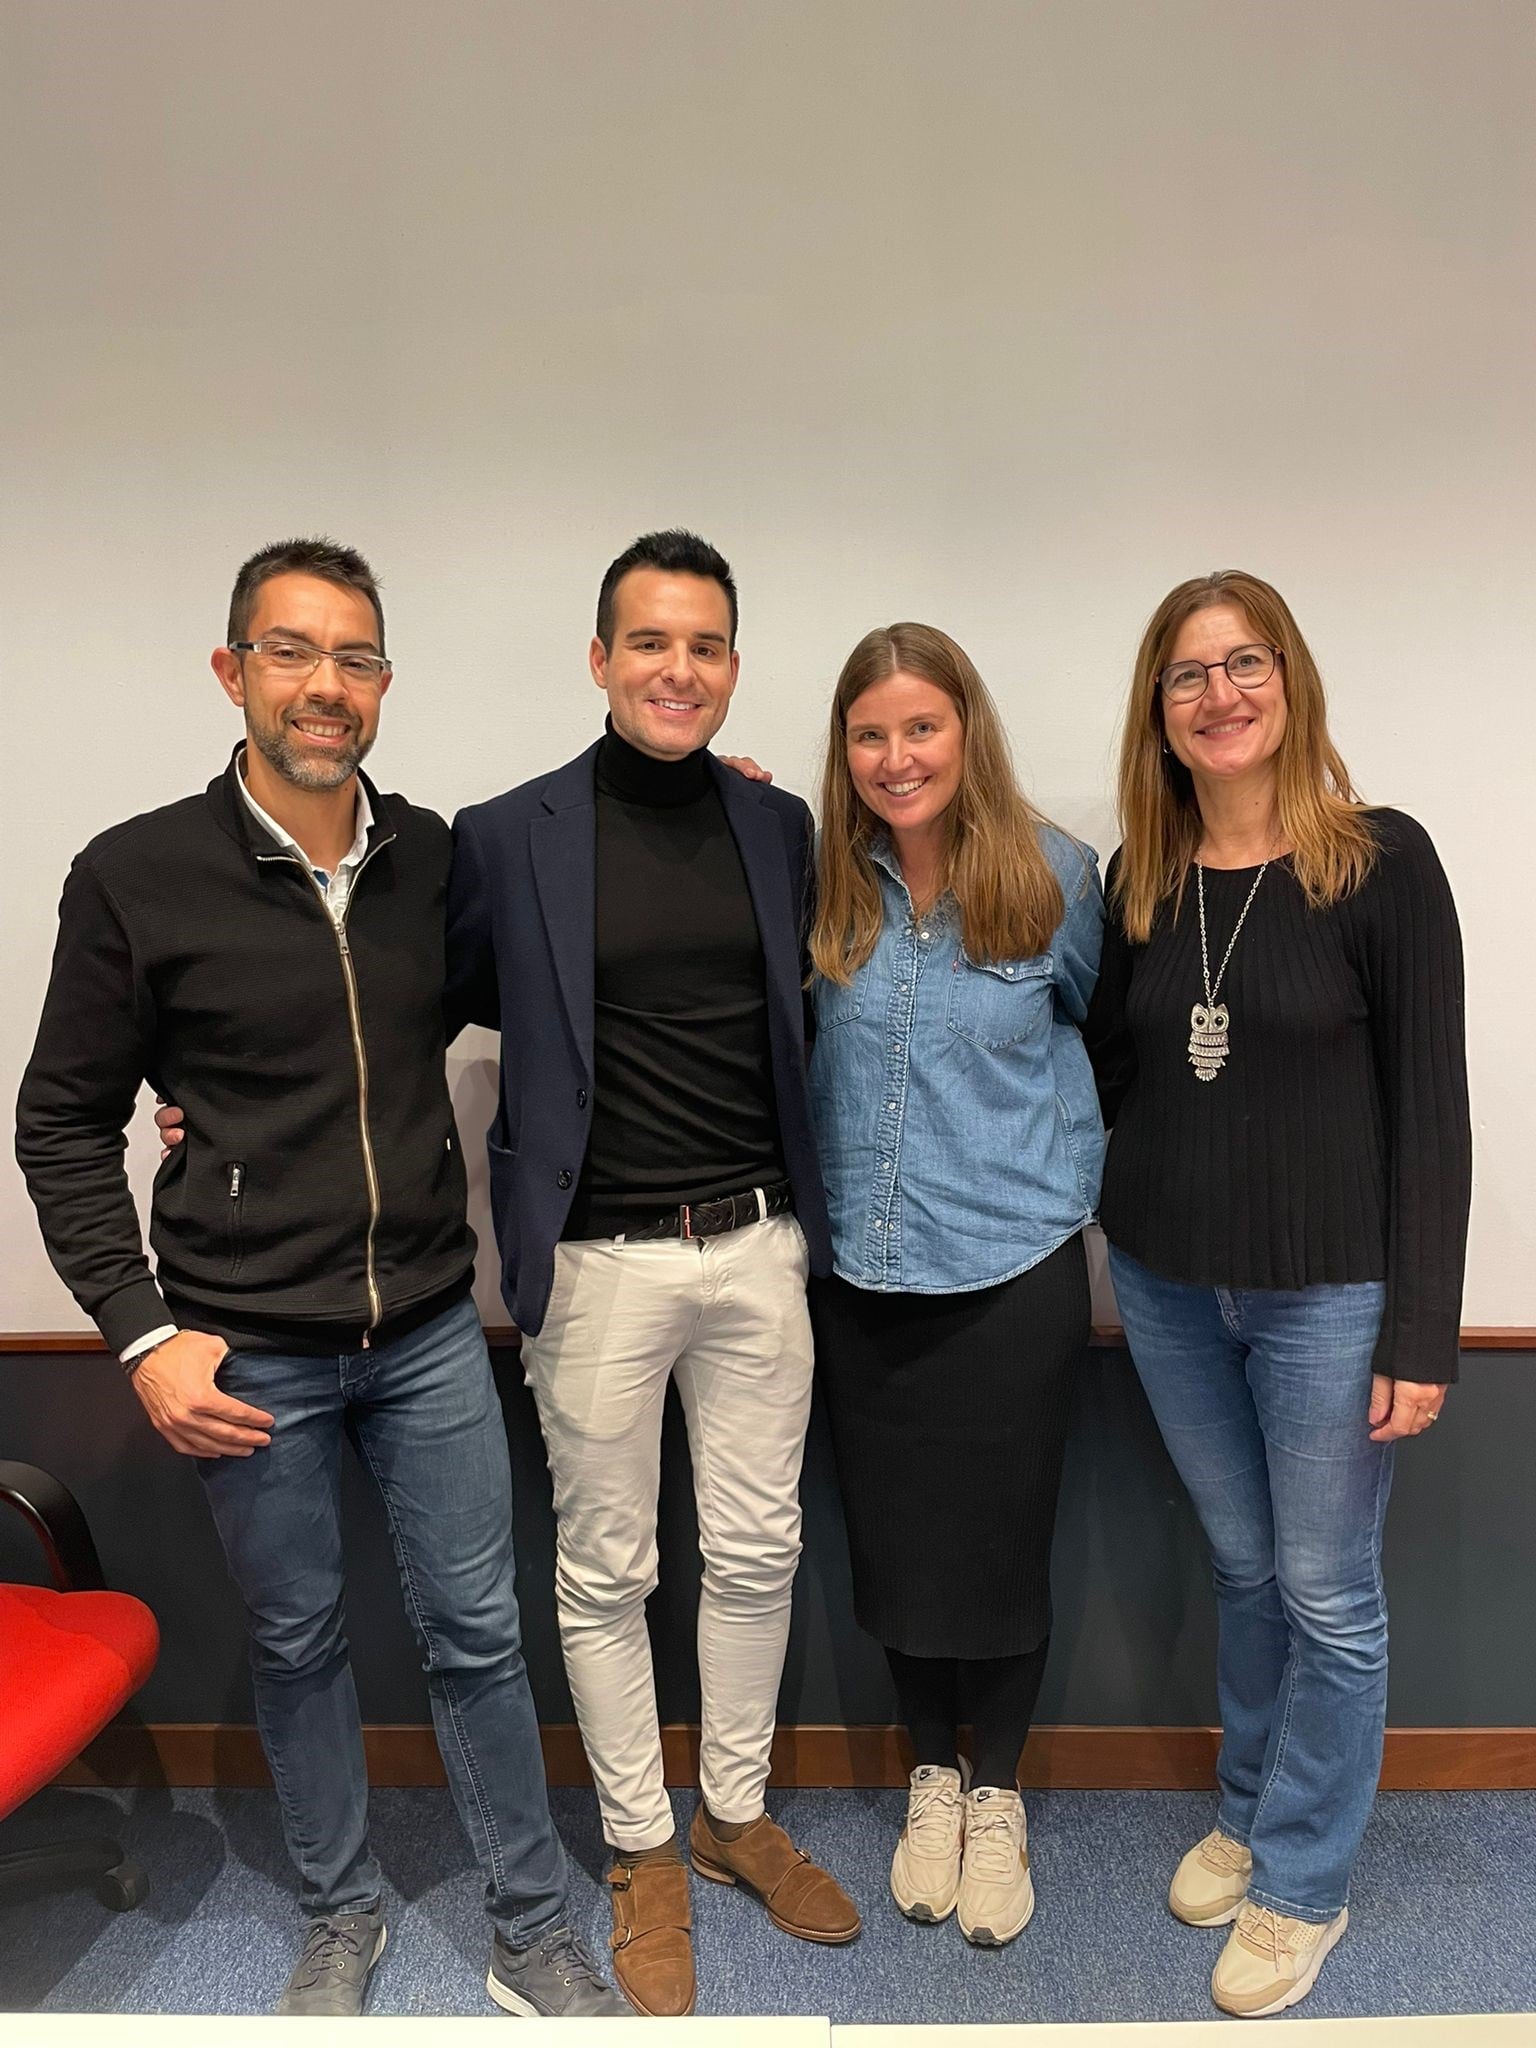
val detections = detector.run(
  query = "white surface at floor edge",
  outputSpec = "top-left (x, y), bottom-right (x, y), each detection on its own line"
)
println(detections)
top-left (3, 2023), bottom-right (821, 2046)
top-left (838, 2023), bottom-right (1536, 2043)
top-left (9, 2016), bottom-right (1535, 2044)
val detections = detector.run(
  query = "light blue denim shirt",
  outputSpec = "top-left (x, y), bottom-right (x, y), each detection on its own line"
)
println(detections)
top-left (809, 827), bottom-right (1106, 1293)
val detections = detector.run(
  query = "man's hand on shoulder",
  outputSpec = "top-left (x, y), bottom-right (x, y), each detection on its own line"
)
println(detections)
top-left (131, 1331), bottom-right (274, 1457)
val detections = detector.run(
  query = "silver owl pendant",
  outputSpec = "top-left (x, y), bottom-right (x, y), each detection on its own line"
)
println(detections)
top-left (1188, 1002), bottom-right (1231, 1081)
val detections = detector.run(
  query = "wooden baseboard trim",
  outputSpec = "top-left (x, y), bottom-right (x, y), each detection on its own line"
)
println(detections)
top-left (58, 1722), bottom-right (1536, 1792)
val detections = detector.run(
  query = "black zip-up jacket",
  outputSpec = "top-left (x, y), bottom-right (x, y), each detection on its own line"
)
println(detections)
top-left (16, 753), bottom-right (475, 1355)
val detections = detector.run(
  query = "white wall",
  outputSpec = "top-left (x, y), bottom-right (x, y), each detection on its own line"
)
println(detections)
top-left (2, 0), bottom-right (1531, 1331)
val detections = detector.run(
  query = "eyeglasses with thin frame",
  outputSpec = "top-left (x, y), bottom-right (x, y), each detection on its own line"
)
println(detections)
top-left (1159, 643), bottom-right (1280, 702)
top-left (230, 638), bottom-right (391, 686)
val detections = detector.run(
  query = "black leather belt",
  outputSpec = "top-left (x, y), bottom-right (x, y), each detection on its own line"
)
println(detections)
top-left (616, 1180), bottom-right (795, 1244)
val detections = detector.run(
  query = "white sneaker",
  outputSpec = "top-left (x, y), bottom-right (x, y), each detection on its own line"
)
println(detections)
top-left (956, 1785), bottom-right (1034, 1946)
top-left (890, 1760), bottom-right (970, 1922)
top-left (1169, 1827), bottom-right (1253, 1926)
top-left (1212, 1901), bottom-right (1349, 2017)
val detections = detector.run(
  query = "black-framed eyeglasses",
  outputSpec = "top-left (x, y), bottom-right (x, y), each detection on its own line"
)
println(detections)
top-left (1159, 644), bottom-right (1280, 702)
top-left (230, 638), bottom-right (390, 686)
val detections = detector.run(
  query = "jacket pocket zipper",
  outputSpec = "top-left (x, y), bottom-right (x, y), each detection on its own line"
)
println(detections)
top-left (228, 1160), bottom-right (246, 1276)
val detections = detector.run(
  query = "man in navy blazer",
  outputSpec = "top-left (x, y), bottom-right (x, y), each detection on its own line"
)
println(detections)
top-left (446, 532), bottom-right (855, 2016)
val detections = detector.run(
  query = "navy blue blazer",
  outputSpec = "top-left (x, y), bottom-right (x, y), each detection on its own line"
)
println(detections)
top-left (446, 739), bottom-right (832, 1338)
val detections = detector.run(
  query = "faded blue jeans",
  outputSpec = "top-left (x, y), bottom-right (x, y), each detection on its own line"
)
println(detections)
top-left (1107, 1246), bottom-right (1392, 1922)
top-left (198, 1293), bottom-right (568, 1941)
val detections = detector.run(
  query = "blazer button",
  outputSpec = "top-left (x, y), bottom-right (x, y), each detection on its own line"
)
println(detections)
top-left (576, 1089), bottom-right (588, 1109)
top-left (557, 1169), bottom-right (573, 1189)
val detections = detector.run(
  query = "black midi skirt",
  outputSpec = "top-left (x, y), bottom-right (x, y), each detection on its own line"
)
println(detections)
top-left (809, 1231), bottom-right (1089, 1660)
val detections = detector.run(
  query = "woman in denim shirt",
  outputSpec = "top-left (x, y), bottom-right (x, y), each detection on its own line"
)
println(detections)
top-left (807, 622), bottom-right (1104, 1948)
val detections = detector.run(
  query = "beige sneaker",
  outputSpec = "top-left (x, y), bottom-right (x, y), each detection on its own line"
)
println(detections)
top-left (890, 1760), bottom-right (969, 1922)
top-left (1212, 1900), bottom-right (1349, 2016)
top-left (956, 1786), bottom-right (1034, 1946)
top-left (1169, 1827), bottom-right (1253, 1926)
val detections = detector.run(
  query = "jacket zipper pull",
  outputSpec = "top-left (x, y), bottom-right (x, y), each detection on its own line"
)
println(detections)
top-left (229, 1163), bottom-right (244, 1200)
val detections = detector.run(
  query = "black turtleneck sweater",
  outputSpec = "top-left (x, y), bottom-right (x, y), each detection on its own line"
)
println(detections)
top-left (561, 726), bottom-right (785, 1238)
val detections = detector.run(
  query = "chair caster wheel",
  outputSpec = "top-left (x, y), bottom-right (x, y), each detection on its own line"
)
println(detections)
top-left (96, 1861), bottom-right (149, 1911)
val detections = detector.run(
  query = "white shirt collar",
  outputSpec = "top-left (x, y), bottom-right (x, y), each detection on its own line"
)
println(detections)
top-left (235, 747), bottom-right (373, 880)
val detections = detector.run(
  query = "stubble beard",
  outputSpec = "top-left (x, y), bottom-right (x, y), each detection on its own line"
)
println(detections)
top-left (248, 712), bottom-right (373, 792)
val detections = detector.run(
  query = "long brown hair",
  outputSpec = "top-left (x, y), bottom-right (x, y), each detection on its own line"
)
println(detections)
top-left (811, 622), bottom-right (1066, 984)
top-left (1114, 571), bottom-right (1377, 942)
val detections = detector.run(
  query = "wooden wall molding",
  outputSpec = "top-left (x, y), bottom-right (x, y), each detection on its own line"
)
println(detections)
top-left (59, 1722), bottom-right (1536, 1792)
top-left (5, 1326), bottom-right (1534, 1354)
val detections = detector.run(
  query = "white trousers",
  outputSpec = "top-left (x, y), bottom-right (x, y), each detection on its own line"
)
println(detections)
top-left (520, 1214), bottom-right (814, 1851)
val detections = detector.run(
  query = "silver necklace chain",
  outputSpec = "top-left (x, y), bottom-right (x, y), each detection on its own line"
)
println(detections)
top-left (1188, 860), bottom-right (1269, 1081)
top-left (1197, 859), bottom-right (1269, 1010)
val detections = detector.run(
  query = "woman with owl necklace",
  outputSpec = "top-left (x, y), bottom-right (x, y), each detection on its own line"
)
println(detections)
top-left (1084, 572), bottom-right (1470, 2021)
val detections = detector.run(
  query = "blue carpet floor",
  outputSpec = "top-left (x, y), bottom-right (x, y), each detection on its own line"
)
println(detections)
top-left (3, 1785), bottom-right (1533, 2023)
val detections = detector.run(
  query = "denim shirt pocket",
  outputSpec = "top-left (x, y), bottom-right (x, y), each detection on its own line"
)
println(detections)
top-left (815, 964), bottom-right (870, 1029)
top-left (946, 950), bottom-right (1054, 1049)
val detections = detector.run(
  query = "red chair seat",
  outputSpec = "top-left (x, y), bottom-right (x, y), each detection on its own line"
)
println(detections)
top-left (0, 1583), bottom-right (159, 1818)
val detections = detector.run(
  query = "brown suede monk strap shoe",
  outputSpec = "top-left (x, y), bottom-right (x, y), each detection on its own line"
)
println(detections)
top-left (605, 1858), bottom-right (695, 2017)
top-left (688, 1809), bottom-right (861, 1944)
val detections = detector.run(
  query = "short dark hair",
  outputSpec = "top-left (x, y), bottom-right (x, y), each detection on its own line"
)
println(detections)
top-left (595, 529), bottom-right (738, 651)
top-left (227, 538), bottom-right (386, 655)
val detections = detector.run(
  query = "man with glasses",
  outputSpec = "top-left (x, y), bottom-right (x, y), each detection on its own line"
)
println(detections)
top-left (15, 539), bottom-right (625, 2021)
top-left (445, 530), bottom-right (859, 2018)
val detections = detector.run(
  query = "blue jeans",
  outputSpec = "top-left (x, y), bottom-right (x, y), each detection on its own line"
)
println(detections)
top-left (198, 1293), bottom-right (568, 1940)
top-left (1107, 1246), bottom-right (1392, 1922)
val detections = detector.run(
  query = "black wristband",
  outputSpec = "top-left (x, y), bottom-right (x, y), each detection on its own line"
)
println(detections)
top-left (121, 1335), bottom-right (174, 1379)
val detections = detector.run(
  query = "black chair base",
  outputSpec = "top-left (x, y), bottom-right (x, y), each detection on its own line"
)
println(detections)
top-left (0, 1835), bottom-right (149, 1910)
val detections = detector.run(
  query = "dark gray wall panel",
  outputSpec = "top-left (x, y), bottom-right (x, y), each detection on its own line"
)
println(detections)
top-left (2, 1348), bottom-right (1532, 1728)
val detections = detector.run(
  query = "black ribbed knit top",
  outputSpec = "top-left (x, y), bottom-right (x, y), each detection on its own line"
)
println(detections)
top-left (1083, 810), bottom-right (1471, 1384)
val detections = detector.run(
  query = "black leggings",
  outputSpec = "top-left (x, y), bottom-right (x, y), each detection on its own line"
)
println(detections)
top-left (886, 1640), bottom-right (1051, 1792)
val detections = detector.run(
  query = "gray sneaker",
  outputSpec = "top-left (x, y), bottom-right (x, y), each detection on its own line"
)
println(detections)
top-left (487, 1923), bottom-right (631, 2017)
top-left (275, 1910), bottom-right (388, 2016)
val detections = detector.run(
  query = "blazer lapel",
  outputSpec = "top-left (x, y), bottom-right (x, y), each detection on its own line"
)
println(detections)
top-left (530, 744), bottom-right (600, 1079)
